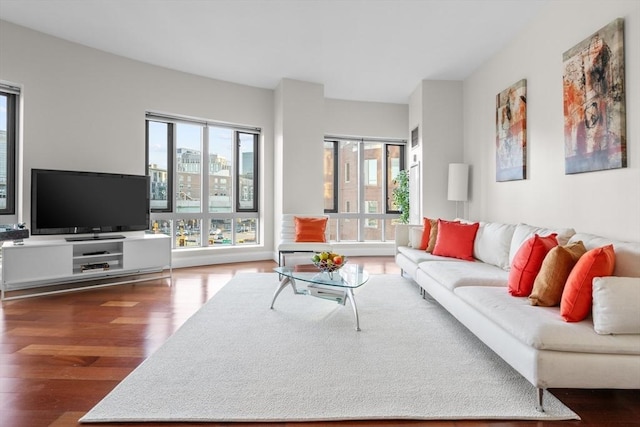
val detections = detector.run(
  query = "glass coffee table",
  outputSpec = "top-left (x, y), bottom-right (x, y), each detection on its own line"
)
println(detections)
top-left (271, 264), bottom-right (369, 331)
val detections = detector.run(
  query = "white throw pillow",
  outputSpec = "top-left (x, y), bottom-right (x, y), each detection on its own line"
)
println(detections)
top-left (569, 232), bottom-right (640, 277)
top-left (408, 227), bottom-right (424, 249)
top-left (473, 222), bottom-right (516, 270)
top-left (592, 276), bottom-right (640, 335)
top-left (508, 223), bottom-right (576, 265)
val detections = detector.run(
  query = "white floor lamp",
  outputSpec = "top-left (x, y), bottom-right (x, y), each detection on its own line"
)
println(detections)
top-left (447, 163), bottom-right (469, 219)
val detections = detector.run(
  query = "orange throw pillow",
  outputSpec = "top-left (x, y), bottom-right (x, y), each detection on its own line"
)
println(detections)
top-left (418, 217), bottom-right (432, 251)
top-left (432, 219), bottom-right (479, 261)
top-left (508, 234), bottom-right (558, 297)
top-left (561, 244), bottom-right (616, 322)
top-left (529, 241), bottom-right (587, 306)
top-left (426, 218), bottom-right (439, 252)
top-left (294, 217), bottom-right (328, 242)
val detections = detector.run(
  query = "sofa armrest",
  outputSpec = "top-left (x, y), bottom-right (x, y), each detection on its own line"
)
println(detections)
top-left (395, 223), bottom-right (422, 252)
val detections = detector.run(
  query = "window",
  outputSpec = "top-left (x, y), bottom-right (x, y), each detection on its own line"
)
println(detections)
top-left (146, 113), bottom-right (260, 249)
top-left (0, 83), bottom-right (18, 217)
top-left (146, 121), bottom-right (173, 211)
top-left (323, 140), bottom-right (337, 212)
top-left (364, 158), bottom-right (377, 186)
top-left (323, 136), bottom-right (405, 242)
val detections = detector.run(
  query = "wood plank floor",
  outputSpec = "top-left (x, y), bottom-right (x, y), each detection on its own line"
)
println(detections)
top-left (1, 257), bottom-right (638, 427)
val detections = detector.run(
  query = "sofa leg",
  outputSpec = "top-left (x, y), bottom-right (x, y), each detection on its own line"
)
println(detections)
top-left (535, 388), bottom-right (545, 412)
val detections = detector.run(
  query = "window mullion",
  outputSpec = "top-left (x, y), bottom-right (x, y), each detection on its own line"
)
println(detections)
top-left (147, 113), bottom-right (260, 249)
top-left (202, 126), bottom-right (211, 246)
top-left (357, 140), bottom-right (364, 241)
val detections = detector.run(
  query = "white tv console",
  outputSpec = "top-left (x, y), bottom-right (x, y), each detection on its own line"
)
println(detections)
top-left (1, 233), bottom-right (171, 300)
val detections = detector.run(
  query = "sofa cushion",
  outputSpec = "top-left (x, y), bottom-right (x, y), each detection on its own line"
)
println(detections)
top-left (509, 223), bottom-right (575, 265)
top-left (569, 233), bottom-right (640, 277)
top-left (592, 276), bottom-right (640, 335)
top-left (561, 244), bottom-right (616, 322)
top-left (529, 241), bottom-right (587, 307)
top-left (418, 261), bottom-right (508, 291)
top-left (473, 222), bottom-right (516, 271)
top-left (454, 286), bottom-right (640, 354)
top-left (294, 216), bottom-right (328, 242)
top-left (408, 227), bottom-right (424, 249)
top-left (397, 246), bottom-right (463, 265)
top-left (432, 219), bottom-right (479, 261)
top-left (508, 234), bottom-right (558, 297)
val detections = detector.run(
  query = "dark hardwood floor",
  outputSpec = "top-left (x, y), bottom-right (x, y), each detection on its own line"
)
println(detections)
top-left (1, 257), bottom-right (638, 427)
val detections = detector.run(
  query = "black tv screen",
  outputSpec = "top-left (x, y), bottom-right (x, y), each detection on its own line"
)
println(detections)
top-left (31, 169), bottom-right (150, 238)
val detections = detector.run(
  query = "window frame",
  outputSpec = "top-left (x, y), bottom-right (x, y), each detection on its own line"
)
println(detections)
top-left (323, 136), bottom-right (406, 242)
top-left (0, 86), bottom-right (18, 216)
top-left (324, 140), bottom-right (338, 213)
top-left (145, 112), bottom-right (261, 249)
top-left (385, 143), bottom-right (406, 214)
top-left (145, 120), bottom-right (174, 212)
top-left (235, 131), bottom-right (259, 213)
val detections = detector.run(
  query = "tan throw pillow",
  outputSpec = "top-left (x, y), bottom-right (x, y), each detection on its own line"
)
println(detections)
top-left (426, 218), bottom-right (439, 253)
top-left (529, 241), bottom-right (586, 307)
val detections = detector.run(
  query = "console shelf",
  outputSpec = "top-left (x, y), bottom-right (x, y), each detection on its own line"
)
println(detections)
top-left (1, 234), bottom-right (171, 300)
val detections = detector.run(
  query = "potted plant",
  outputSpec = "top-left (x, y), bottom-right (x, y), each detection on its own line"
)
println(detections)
top-left (392, 169), bottom-right (410, 224)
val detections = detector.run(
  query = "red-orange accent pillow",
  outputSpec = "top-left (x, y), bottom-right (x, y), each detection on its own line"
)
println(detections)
top-left (418, 217), bottom-right (432, 251)
top-left (508, 234), bottom-right (558, 297)
top-left (294, 217), bottom-right (328, 242)
top-left (432, 219), bottom-right (479, 261)
top-left (560, 244), bottom-right (616, 322)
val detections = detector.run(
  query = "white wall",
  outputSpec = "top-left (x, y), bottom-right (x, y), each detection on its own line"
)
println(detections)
top-left (0, 20), bottom-right (276, 265)
top-left (324, 98), bottom-right (408, 139)
top-left (0, 21), bottom-right (411, 265)
top-left (464, 0), bottom-right (640, 241)
top-left (6, 0), bottom-right (635, 268)
top-left (273, 78), bottom-right (326, 255)
top-left (409, 80), bottom-right (464, 221)
top-left (323, 98), bottom-right (409, 256)
top-left (275, 78), bottom-right (325, 215)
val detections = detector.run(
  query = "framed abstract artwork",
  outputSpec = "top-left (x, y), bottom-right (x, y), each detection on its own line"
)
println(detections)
top-left (496, 79), bottom-right (527, 182)
top-left (563, 18), bottom-right (626, 174)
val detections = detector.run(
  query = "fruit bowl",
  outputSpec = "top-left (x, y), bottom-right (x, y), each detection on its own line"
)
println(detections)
top-left (312, 251), bottom-right (347, 278)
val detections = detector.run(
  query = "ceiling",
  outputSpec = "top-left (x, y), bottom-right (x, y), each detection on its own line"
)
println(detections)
top-left (0, 0), bottom-right (547, 104)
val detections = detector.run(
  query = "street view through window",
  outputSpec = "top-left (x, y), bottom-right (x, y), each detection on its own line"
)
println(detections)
top-left (147, 117), bottom-right (258, 249)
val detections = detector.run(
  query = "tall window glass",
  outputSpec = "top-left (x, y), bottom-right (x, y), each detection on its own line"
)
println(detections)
top-left (176, 123), bottom-right (202, 213)
top-left (208, 126), bottom-right (233, 213)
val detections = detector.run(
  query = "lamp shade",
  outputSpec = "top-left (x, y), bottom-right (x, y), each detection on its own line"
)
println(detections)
top-left (447, 163), bottom-right (469, 202)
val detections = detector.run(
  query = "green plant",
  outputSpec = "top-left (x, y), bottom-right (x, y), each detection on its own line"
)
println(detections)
top-left (392, 169), bottom-right (410, 224)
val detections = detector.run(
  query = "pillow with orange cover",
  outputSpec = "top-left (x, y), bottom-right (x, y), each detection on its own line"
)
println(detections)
top-left (294, 217), bottom-right (328, 242)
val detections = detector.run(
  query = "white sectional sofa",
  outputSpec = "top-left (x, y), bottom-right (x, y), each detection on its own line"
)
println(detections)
top-left (395, 221), bottom-right (640, 411)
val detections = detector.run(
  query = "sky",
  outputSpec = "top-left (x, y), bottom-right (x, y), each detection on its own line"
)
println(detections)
top-left (0, 96), bottom-right (6, 131)
top-left (147, 122), bottom-right (235, 170)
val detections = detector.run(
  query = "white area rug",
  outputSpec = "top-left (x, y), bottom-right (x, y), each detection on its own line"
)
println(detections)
top-left (81, 273), bottom-right (579, 423)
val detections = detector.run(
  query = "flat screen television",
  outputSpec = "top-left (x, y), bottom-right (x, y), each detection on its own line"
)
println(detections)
top-left (31, 169), bottom-right (150, 241)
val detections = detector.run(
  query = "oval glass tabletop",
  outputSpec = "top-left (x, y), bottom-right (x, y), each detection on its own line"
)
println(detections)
top-left (273, 263), bottom-right (369, 288)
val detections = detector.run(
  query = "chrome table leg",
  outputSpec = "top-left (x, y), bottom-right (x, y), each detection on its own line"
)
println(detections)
top-left (346, 288), bottom-right (360, 331)
top-left (270, 276), bottom-right (298, 309)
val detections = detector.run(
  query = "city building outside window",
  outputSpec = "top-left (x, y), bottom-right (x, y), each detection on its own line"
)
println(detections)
top-left (323, 136), bottom-right (405, 242)
top-left (146, 113), bottom-right (260, 249)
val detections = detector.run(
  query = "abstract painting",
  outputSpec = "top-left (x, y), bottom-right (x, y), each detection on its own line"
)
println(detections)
top-left (563, 18), bottom-right (626, 174)
top-left (496, 79), bottom-right (527, 181)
